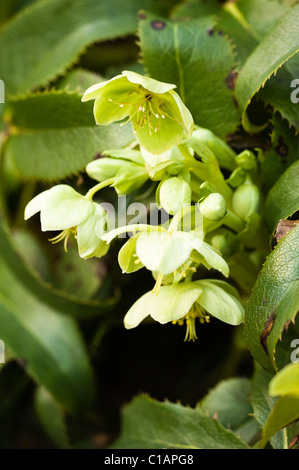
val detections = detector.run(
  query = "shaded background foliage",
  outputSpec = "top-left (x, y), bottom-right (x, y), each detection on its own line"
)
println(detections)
top-left (0, 0), bottom-right (298, 449)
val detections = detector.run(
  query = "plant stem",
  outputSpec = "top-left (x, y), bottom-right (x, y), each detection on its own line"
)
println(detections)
top-left (85, 177), bottom-right (115, 200)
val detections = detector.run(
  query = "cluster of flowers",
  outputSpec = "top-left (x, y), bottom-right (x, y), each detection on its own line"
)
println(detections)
top-left (25, 71), bottom-right (262, 340)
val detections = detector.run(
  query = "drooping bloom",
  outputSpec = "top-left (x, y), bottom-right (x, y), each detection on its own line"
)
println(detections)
top-left (82, 70), bottom-right (194, 154)
top-left (123, 279), bottom-right (244, 341)
top-left (24, 185), bottom-right (110, 258)
top-left (102, 223), bottom-right (229, 281)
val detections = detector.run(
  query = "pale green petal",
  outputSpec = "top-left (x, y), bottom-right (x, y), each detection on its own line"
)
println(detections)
top-left (168, 89), bottom-right (194, 136)
top-left (118, 235), bottom-right (144, 273)
top-left (92, 78), bottom-right (138, 125)
top-left (102, 224), bottom-right (163, 244)
top-left (136, 232), bottom-right (192, 275)
top-left (122, 70), bottom-right (176, 94)
top-left (86, 158), bottom-right (135, 182)
top-left (195, 279), bottom-right (244, 325)
top-left (93, 95), bottom-right (133, 126)
top-left (102, 148), bottom-right (144, 164)
top-left (185, 234), bottom-right (229, 277)
top-left (113, 165), bottom-right (148, 194)
top-left (133, 112), bottom-right (184, 154)
top-left (124, 282), bottom-right (202, 328)
top-left (77, 204), bottom-right (110, 259)
top-left (81, 75), bottom-right (125, 101)
top-left (39, 185), bottom-right (94, 231)
top-left (24, 189), bottom-right (51, 220)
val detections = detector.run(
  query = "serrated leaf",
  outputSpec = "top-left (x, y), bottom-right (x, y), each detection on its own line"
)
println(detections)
top-left (139, 13), bottom-right (240, 138)
top-left (261, 113), bottom-right (299, 192)
top-left (199, 378), bottom-right (253, 430)
top-left (0, 0), bottom-right (155, 96)
top-left (5, 90), bottom-right (134, 181)
top-left (258, 58), bottom-right (299, 131)
top-left (235, 5), bottom-right (299, 131)
top-left (6, 126), bottom-right (133, 181)
top-left (58, 69), bottom-right (103, 94)
top-left (8, 90), bottom-right (95, 129)
top-left (265, 160), bottom-right (299, 233)
top-left (244, 224), bottom-right (299, 371)
top-left (110, 395), bottom-right (249, 449)
top-left (35, 386), bottom-right (70, 449)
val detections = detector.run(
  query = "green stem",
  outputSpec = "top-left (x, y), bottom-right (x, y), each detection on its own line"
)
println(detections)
top-left (224, 210), bottom-right (245, 233)
top-left (85, 177), bottom-right (115, 200)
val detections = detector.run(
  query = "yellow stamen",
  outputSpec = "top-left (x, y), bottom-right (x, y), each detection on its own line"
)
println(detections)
top-left (49, 227), bottom-right (75, 252)
top-left (152, 272), bottom-right (164, 295)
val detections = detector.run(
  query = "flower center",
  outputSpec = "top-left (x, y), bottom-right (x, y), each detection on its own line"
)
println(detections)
top-left (108, 88), bottom-right (179, 136)
top-left (172, 303), bottom-right (210, 342)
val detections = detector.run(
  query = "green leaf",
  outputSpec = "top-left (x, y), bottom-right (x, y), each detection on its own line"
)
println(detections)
top-left (139, 13), bottom-right (240, 138)
top-left (236, 0), bottom-right (289, 41)
top-left (244, 224), bottom-right (299, 371)
top-left (265, 160), bottom-right (299, 233)
top-left (171, 0), bottom-right (259, 66)
top-left (199, 378), bottom-right (253, 430)
top-left (250, 363), bottom-right (285, 449)
top-left (259, 395), bottom-right (299, 448)
top-left (269, 363), bottom-right (299, 397)
top-left (0, 207), bottom-right (114, 319)
top-left (35, 386), bottom-right (70, 449)
top-left (110, 395), bottom-right (249, 449)
top-left (235, 4), bottom-right (299, 131)
top-left (0, 0), bottom-right (155, 96)
top-left (261, 113), bottom-right (299, 192)
top-left (0, 241), bottom-right (96, 412)
top-left (258, 57), bottom-right (299, 131)
top-left (5, 91), bottom-right (134, 180)
top-left (8, 90), bottom-right (95, 129)
top-left (199, 377), bottom-right (260, 445)
top-left (58, 69), bottom-right (104, 94)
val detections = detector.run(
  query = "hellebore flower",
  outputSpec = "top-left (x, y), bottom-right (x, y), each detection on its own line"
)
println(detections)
top-left (102, 223), bottom-right (229, 281)
top-left (82, 70), bottom-right (194, 154)
top-left (123, 279), bottom-right (244, 341)
top-left (24, 185), bottom-right (110, 259)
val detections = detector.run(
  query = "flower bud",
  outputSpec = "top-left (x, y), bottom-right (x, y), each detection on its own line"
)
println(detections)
top-left (159, 176), bottom-right (192, 215)
top-left (211, 232), bottom-right (236, 257)
top-left (199, 193), bottom-right (227, 221)
top-left (232, 182), bottom-right (260, 221)
top-left (235, 150), bottom-right (257, 171)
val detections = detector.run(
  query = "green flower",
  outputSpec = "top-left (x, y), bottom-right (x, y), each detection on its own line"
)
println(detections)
top-left (102, 223), bottom-right (229, 280)
top-left (82, 70), bottom-right (194, 154)
top-left (24, 185), bottom-right (109, 258)
top-left (123, 279), bottom-right (244, 341)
